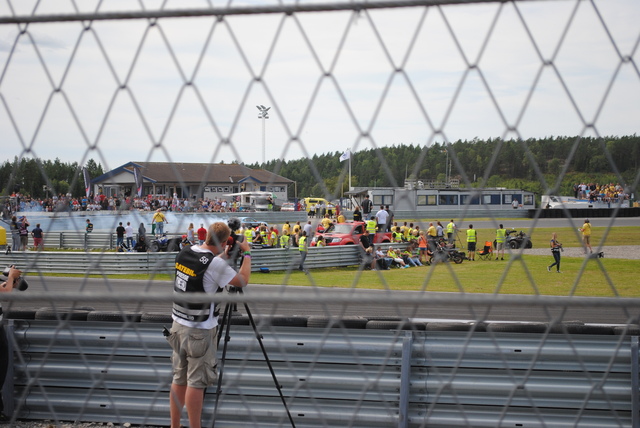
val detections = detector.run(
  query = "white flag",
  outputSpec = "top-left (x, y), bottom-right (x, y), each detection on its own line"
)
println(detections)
top-left (339, 150), bottom-right (351, 162)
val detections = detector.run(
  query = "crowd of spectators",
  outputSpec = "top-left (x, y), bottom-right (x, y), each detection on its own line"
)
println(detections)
top-left (1, 192), bottom-right (254, 219)
top-left (572, 182), bottom-right (629, 203)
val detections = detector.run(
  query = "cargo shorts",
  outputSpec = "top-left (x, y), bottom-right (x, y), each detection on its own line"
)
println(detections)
top-left (166, 321), bottom-right (219, 389)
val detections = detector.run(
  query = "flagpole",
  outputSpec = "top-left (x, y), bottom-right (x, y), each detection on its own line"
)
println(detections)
top-left (348, 154), bottom-right (352, 191)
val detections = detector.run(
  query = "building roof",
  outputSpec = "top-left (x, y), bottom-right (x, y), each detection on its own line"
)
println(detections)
top-left (93, 162), bottom-right (293, 185)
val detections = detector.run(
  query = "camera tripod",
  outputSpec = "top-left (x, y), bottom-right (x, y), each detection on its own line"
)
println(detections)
top-left (211, 286), bottom-right (296, 428)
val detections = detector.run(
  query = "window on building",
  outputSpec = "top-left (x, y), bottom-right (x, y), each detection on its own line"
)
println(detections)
top-left (373, 195), bottom-right (394, 205)
top-left (503, 194), bottom-right (522, 205)
top-left (417, 195), bottom-right (437, 206)
top-left (523, 194), bottom-right (533, 205)
top-left (482, 194), bottom-right (501, 205)
top-left (438, 195), bottom-right (459, 205)
top-left (460, 194), bottom-right (480, 205)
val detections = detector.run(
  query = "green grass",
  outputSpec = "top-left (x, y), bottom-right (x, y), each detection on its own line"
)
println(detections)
top-left (36, 226), bottom-right (639, 298)
top-left (457, 226), bottom-right (639, 248)
top-left (251, 255), bottom-right (640, 297)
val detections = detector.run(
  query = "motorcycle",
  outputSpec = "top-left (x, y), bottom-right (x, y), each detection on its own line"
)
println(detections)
top-left (494, 229), bottom-right (533, 250)
top-left (432, 240), bottom-right (465, 264)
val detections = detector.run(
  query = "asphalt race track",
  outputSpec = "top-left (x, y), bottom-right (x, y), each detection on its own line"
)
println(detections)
top-left (10, 276), bottom-right (638, 325)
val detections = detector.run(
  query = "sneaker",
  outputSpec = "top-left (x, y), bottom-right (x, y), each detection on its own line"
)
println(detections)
top-left (547, 266), bottom-right (551, 272)
top-left (557, 270), bottom-right (562, 273)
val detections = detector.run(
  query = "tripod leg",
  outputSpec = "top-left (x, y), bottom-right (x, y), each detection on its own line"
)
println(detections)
top-left (211, 303), bottom-right (233, 428)
top-left (243, 303), bottom-right (297, 428)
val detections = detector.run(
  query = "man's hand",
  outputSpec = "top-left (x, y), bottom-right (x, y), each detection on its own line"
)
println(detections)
top-left (8, 267), bottom-right (22, 280)
top-left (1, 267), bottom-right (22, 291)
top-left (238, 239), bottom-right (251, 253)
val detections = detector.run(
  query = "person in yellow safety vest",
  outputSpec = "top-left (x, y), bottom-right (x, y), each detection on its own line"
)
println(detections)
top-left (282, 221), bottom-right (290, 236)
top-left (270, 228), bottom-right (278, 248)
top-left (407, 223), bottom-right (415, 241)
top-left (446, 219), bottom-right (457, 245)
top-left (387, 246), bottom-right (408, 268)
top-left (400, 222), bottom-right (408, 239)
top-left (243, 226), bottom-right (254, 244)
top-left (427, 222), bottom-right (437, 251)
top-left (316, 236), bottom-right (326, 247)
top-left (298, 231), bottom-right (308, 273)
top-left (365, 218), bottom-right (377, 246)
top-left (337, 213), bottom-right (346, 223)
top-left (495, 224), bottom-right (506, 260)
top-left (258, 224), bottom-right (268, 245)
top-left (392, 227), bottom-right (403, 243)
top-left (466, 224), bottom-right (477, 261)
top-left (279, 230), bottom-right (290, 248)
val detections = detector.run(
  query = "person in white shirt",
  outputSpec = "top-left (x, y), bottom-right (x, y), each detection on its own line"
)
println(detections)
top-left (167, 222), bottom-right (252, 428)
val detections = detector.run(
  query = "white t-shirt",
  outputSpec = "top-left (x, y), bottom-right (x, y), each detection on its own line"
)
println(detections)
top-left (376, 209), bottom-right (389, 226)
top-left (303, 223), bottom-right (313, 236)
top-left (172, 246), bottom-right (238, 330)
top-left (125, 224), bottom-right (134, 238)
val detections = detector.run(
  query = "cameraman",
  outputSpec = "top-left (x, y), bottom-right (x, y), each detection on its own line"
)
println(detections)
top-left (0, 266), bottom-right (22, 420)
top-left (167, 222), bottom-right (251, 428)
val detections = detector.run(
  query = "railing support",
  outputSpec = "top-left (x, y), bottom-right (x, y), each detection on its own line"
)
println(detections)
top-left (398, 331), bottom-right (413, 428)
top-left (632, 336), bottom-right (639, 428)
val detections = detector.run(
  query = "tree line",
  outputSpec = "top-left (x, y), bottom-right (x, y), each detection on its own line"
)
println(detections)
top-left (0, 158), bottom-right (103, 199)
top-left (251, 135), bottom-right (639, 200)
top-left (1, 135), bottom-right (637, 201)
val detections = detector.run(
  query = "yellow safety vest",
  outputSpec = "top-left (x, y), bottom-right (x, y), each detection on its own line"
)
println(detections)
top-left (446, 222), bottom-right (455, 234)
top-left (299, 236), bottom-right (307, 251)
top-left (466, 229), bottom-right (477, 243)
top-left (244, 228), bottom-right (253, 244)
top-left (496, 228), bottom-right (506, 243)
top-left (280, 234), bottom-right (290, 247)
top-left (366, 219), bottom-right (377, 234)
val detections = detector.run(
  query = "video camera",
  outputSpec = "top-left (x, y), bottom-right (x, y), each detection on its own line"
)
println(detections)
top-left (2, 265), bottom-right (28, 291)
top-left (227, 217), bottom-right (244, 269)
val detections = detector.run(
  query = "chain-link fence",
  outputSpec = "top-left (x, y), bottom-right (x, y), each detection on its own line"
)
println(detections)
top-left (1, 0), bottom-right (639, 427)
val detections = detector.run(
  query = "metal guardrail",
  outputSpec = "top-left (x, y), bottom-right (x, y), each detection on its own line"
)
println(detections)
top-left (5, 319), bottom-right (638, 427)
top-left (0, 245), bottom-right (377, 274)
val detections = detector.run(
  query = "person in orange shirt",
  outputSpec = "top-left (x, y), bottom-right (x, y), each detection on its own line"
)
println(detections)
top-left (418, 230), bottom-right (428, 265)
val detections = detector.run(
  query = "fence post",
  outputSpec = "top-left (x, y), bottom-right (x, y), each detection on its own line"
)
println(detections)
top-left (1, 321), bottom-right (15, 419)
top-left (632, 336), bottom-right (639, 428)
top-left (398, 331), bottom-right (413, 428)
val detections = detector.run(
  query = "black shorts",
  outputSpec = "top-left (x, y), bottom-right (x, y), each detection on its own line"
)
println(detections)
top-left (467, 242), bottom-right (476, 252)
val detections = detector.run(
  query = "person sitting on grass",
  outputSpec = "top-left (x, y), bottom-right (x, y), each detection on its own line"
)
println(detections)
top-left (402, 242), bottom-right (423, 267)
top-left (374, 246), bottom-right (391, 270)
top-left (387, 246), bottom-right (409, 268)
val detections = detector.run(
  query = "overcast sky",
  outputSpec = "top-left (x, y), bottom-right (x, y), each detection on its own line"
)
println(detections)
top-left (1, 0), bottom-right (638, 172)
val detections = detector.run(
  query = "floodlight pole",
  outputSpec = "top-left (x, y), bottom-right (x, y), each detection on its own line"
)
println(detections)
top-left (257, 105), bottom-right (270, 164)
top-left (444, 148), bottom-right (449, 185)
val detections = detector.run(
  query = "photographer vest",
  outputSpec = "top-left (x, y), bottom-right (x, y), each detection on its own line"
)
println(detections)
top-left (172, 247), bottom-right (215, 323)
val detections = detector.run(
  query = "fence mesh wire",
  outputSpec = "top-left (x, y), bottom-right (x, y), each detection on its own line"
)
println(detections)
top-left (1, 0), bottom-right (639, 427)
